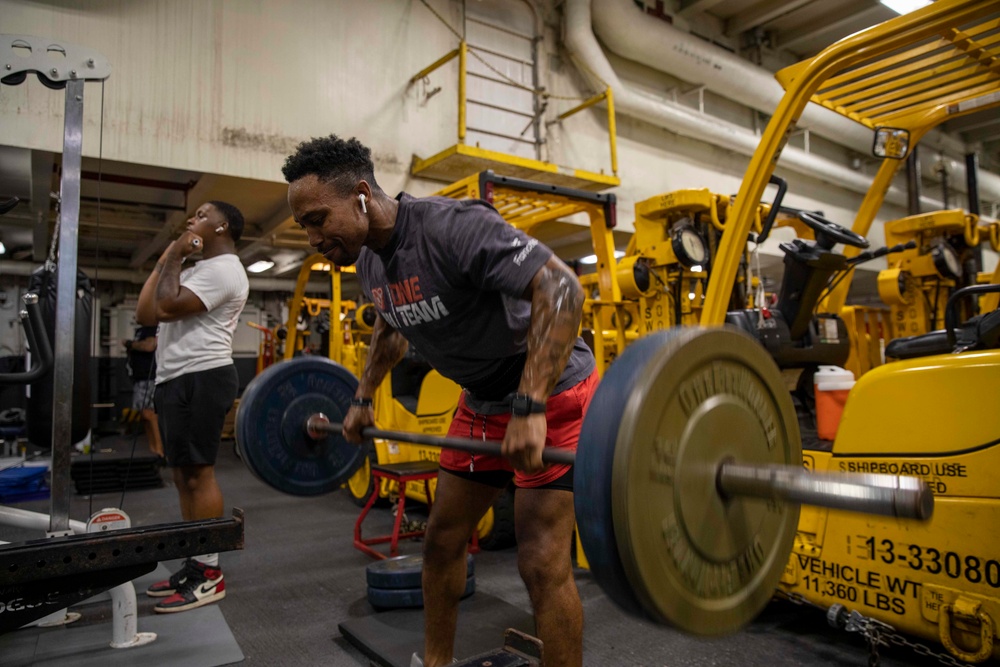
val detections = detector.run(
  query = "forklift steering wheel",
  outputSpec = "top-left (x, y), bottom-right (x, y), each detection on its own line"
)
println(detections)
top-left (798, 211), bottom-right (869, 250)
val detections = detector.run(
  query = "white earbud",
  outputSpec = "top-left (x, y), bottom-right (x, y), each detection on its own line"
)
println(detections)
top-left (359, 193), bottom-right (368, 214)
top-left (215, 226), bottom-right (225, 233)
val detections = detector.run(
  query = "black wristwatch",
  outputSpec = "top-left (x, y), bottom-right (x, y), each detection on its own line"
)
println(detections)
top-left (509, 393), bottom-right (546, 417)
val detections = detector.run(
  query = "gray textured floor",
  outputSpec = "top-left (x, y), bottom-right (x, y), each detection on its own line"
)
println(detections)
top-left (0, 435), bottom-right (947, 666)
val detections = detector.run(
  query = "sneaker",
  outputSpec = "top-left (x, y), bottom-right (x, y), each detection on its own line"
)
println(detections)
top-left (146, 558), bottom-right (196, 598)
top-left (153, 561), bottom-right (225, 613)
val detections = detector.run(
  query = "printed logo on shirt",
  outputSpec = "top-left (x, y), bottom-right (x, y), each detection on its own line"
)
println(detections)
top-left (376, 275), bottom-right (450, 329)
top-left (513, 238), bottom-right (538, 266)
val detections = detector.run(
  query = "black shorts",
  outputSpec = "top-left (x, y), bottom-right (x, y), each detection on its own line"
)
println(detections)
top-left (440, 464), bottom-right (574, 492)
top-left (155, 364), bottom-right (238, 467)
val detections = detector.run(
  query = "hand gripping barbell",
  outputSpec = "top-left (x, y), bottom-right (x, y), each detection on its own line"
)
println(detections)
top-left (235, 326), bottom-right (934, 636)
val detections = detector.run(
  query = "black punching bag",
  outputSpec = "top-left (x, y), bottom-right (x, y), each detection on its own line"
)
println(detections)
top-left (26, 267), bottom-right (93, 449)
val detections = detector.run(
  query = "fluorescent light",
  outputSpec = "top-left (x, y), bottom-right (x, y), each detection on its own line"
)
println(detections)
top-left (578, 250), bottom-right (625, 265)
top-left (247, 260), bottom-right (274, 273)
top-left (0, 240), bottom-right (5, 255)
top-left (878, 0), bottom-right (931, 15)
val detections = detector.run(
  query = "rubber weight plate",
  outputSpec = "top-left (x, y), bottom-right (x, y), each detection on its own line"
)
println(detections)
top-left (574, 329), bottom-right (689, 620)
top-left (235, 356), bottom-right (367, 496)
top-left (576, 327), bottom-right (802, 636)
top-left (367, 574), bottom-right (475, 610)
top-left (366, 553), bottom-right (475, 589)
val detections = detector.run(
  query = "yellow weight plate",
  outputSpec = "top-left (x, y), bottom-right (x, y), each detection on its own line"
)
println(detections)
top-left (611, 327), bottom-right (801, 635)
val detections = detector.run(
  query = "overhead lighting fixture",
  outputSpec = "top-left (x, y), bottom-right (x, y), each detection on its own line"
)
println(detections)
top-left (878, 0), bottom-right (931, 15)
top-left (0, 240), bottom-right (5, 255)
top-left (247, 259), bottom-right (275, 273)
top-left (578, 250), bottom-right (625, 265)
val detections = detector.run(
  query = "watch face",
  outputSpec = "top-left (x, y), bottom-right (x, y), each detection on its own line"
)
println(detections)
top-left (672, 227), bottom-right (708, 268)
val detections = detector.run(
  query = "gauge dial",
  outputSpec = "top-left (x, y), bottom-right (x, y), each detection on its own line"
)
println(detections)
top-left (671, 227), bottom-right (708, 268)
top-left (931, 243), bottom-right (961, 280)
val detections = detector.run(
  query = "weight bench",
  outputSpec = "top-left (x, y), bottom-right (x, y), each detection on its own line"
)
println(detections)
top-left (354, 460), bottom-right (439, 560)
top-left (0, 508), bottom-right (245, 633)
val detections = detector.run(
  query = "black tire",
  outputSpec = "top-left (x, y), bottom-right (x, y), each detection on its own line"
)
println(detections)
top-left (478, 484), bottom-right (516, 551)
top-left (367, 575), bottom-right (475, 610)
top-left (346, 444), bottom-right (390, 508)
top-left (366, 553), bottom-right (475, 589)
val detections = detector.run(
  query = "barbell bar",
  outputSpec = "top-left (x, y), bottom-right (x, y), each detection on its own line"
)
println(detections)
top-left (235, 326), bottom-right (936, 636)
top-left (305, 414), bottom-right (932, 520)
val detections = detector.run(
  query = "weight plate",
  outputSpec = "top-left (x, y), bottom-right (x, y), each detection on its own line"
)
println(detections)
top-left (616, 327), bottom-right (801, 635)
top-left (367, 574), bottom-right (475, 610)
top-left (235, 356), bottom-right (367, 496)
top-left (574, 329), bottom-right (690, 620)
top-left (366, 553), bottom-right (475, 589)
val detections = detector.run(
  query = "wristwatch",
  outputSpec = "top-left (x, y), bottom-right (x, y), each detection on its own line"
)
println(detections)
top-left (510, 393), bottom-right (546, 417)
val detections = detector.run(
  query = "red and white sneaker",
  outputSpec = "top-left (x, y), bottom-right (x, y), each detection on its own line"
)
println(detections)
top-left (146, 558), bottom-right (196, 598)
top-left (153, 560), bottom-right (225, 613)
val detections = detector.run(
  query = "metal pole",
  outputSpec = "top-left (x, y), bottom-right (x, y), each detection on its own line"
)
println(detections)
top-left (966, 152), bottom-right (983, 273)
top-left (905, 146), bottom-right (921, 216)
top-left (50, 78), bottom-right (85, 535)
top-left (717, 462), bottom-right (933, 520)
top-left (306, 415), bottom-right (933, 519)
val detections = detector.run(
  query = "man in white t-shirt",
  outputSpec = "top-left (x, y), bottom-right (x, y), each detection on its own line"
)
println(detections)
top-left (136, 200), bottom-right (249, 614)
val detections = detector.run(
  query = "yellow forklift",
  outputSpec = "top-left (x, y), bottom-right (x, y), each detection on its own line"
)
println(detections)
top-left (643, 1), bottom-right (1000, 661)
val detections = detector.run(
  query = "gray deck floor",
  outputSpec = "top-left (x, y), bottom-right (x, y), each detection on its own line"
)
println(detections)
top-left (0, 435), bottom-right (947, 666)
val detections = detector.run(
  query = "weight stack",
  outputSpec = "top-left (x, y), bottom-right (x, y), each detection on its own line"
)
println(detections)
top-left (71, 453), bottom-right (163, 495)
top-left (366, 553), bottom-right (475, 610)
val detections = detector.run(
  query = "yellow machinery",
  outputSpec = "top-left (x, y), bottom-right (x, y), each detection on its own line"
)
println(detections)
top-left (664, 1), bottom-right (1000, 661)
top-left (877, 209), bottom-right (983, 341)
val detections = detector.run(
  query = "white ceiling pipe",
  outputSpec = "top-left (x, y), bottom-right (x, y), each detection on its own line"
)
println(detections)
top-left (0, 260), bottom-right (307, 292)
top-left (584, 0), bottom-right (1000, 204)
top-left (564, 0), bottom-right (945, 212)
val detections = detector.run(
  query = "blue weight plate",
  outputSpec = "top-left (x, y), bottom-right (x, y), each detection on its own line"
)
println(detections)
top-left (574, 328), bottom-right (690, 621)
top-left (236, 356), bottom-right (367, 496)
top-left (366, 553), bottom-right (475, 589)
top-left (367, 574), bottom-right (475, 610)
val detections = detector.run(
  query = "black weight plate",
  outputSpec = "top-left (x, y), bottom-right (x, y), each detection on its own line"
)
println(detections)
top-left (366, 553), bottom-right (475, 589)
top-left (235, 356), bottom-right (367, 496)
top-left (573, 328), bottom-right (689, 620)
top-left (367, 574), bottom-right (475, 610)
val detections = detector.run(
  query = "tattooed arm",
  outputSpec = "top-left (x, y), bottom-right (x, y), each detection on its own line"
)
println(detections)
top-left (502, 255), bottom-right (585, 472)
top-left (342, 313), bottom-right (409, 443)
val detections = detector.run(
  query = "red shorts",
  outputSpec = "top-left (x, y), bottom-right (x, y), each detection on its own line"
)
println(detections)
top-left (440, 370), bottom-right (599, 488)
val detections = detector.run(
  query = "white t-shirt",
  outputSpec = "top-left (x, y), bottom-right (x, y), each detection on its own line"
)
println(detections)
top-left (155, 254), bottom-right (249, 384)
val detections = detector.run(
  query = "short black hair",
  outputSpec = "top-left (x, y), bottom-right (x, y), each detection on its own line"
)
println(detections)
top-left (281, 135), bottom-right (378, 195)
top-left (208, 200), bottom-right (245, 242)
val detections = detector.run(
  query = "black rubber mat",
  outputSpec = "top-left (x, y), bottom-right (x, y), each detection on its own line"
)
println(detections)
top-left (339, 592), bottom-right (534, 667)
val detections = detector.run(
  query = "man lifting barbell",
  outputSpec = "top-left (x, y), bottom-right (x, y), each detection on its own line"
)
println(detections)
top-left (281, 135), bottom-right (600, 667)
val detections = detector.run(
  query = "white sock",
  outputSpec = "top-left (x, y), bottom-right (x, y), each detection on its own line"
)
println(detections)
top-left (193, 553), bottom-right (219, 567)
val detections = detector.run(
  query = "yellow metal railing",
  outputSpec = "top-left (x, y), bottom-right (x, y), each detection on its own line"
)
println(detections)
top-left (409, 40), bottom-right (618, 180)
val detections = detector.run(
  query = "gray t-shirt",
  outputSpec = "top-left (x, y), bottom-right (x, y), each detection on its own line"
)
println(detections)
top-left (356, 193), bottom-right (594, 403)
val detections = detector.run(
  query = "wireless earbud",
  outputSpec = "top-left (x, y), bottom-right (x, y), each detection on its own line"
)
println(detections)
top-left (215, 226), bottom-right (225, 233)
top-left (359, 193), bottom-right (368, 214)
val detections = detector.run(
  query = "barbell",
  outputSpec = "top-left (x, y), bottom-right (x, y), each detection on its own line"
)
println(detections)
top-left (235, 326), bottom-right (934, 636)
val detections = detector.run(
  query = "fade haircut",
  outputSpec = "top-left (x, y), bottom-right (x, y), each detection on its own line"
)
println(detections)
top-left (207, 200), bottom-right (245, 242)
top-left (281, 135), bottom-right (378, 195)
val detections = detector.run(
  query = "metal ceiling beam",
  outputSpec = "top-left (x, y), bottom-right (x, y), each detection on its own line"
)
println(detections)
top-left (778, 5), bottom-right (883, 53)
top-left (129, 174), bottom-right (219, 268)
top-left (678, 0), bottom-right (728, 17)
top-left (962, 125), bottom-right (1000, 144)
top-left (944, 113), bottom-right (1000, 134)
top-left (238, 204), bottom-right (296, 261)
top-left (725, 0), bottom-right (815, 37)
